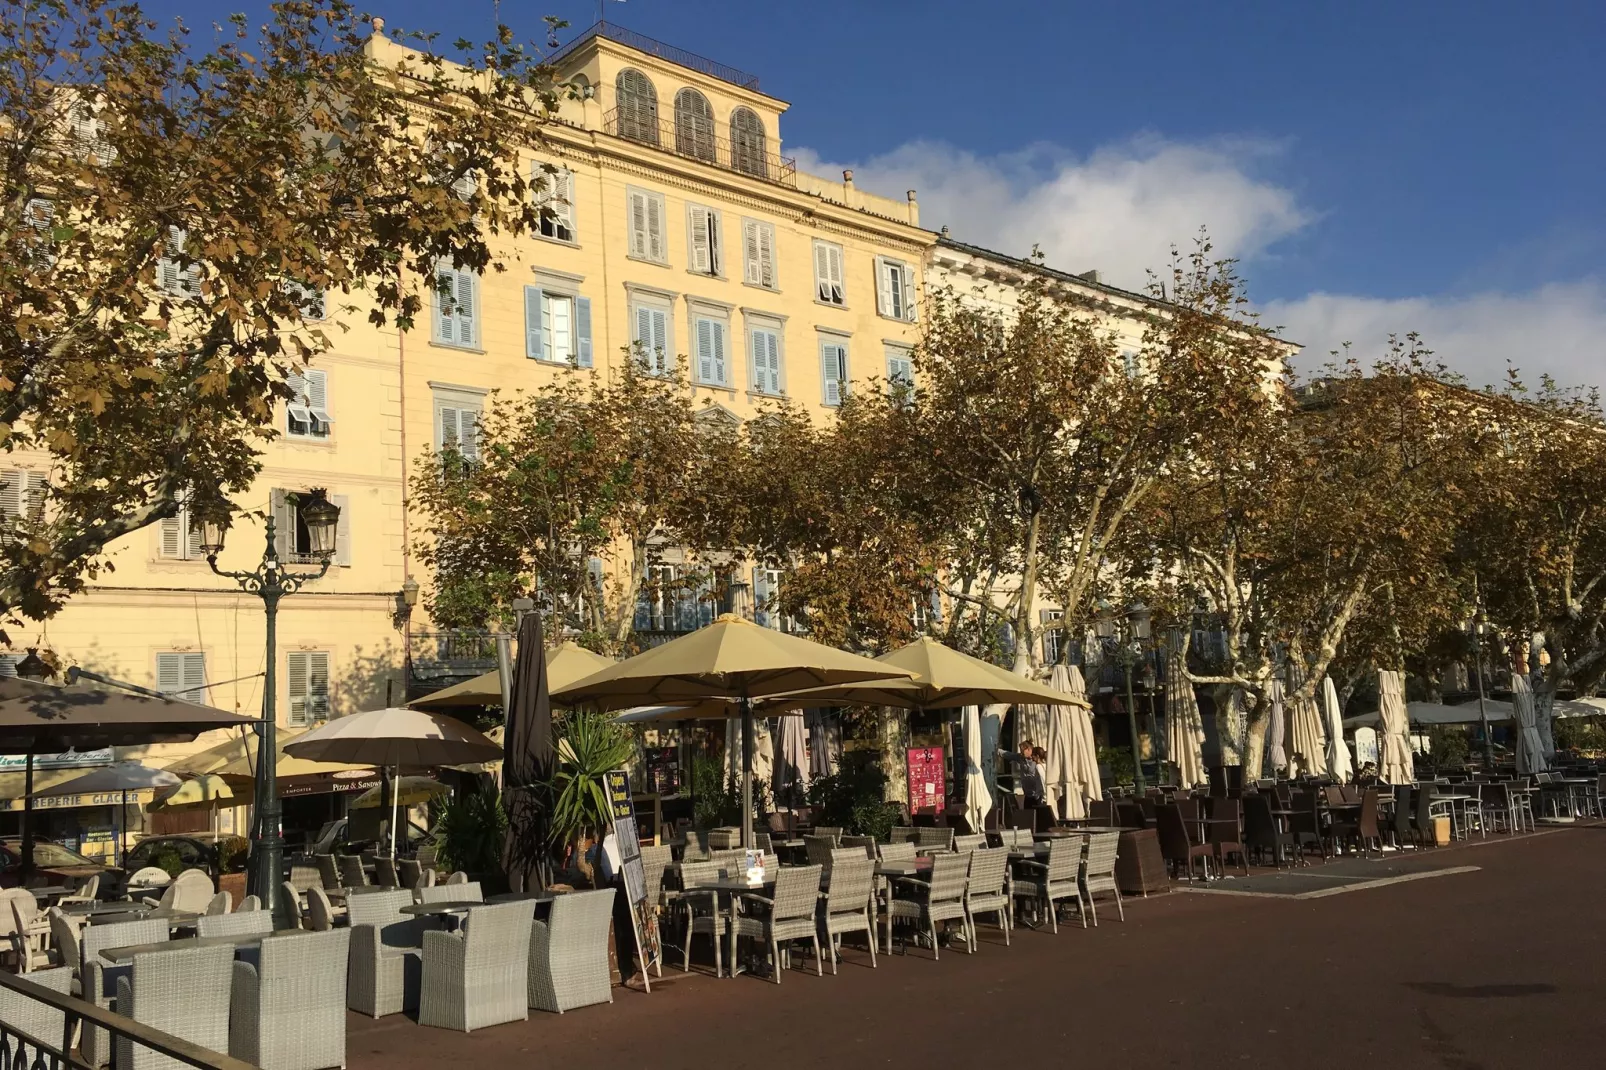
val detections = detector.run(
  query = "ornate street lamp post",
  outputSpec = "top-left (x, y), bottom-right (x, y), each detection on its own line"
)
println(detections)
top-left (199, 490), bottom-right (340, 927)
top-left (1471, 609), bottom-right (1493, 768)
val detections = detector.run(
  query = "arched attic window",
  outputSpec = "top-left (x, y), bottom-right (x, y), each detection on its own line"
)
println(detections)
top-left (615, 68), bottom-right (659, 145)
top-left (673, 88), bottom-right (715, 162)
top-left (729, 107), bottom-right (767, 179)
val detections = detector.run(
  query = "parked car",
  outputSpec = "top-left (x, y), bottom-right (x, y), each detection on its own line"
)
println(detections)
top-left (0, 839), bottom-right (112, 891)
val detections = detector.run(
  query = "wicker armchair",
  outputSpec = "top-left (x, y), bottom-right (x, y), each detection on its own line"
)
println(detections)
top-left (48, 910), bottom-right (82, 983)
top-left (114, 945), bottom-right (233, 1070)
top-left (888, 826), bottom-right (919, 844)
top-left (953, 833), bottom-right (988, 854)
top-left (419, 902), bottom-right (533, 1032)
top-left (1012, 836), bottom-right (1083, 933)
top-left (527, 888), bottom-right (615, 1013)
top-left (345, 889), bottom-right (422, 1018)
top-left (803, 835), bottom-right (837, 866)
top-left (733, 864), bottom-right (823, 983)
top-left (229, 928), bottom-right (350, 1070)
top-left (197, 910), bottom-right (273, 940)
top-left (839, 835), bottom-right (877, 859)
top-left (313, 854), bottom-right (341, 892)
top-left (676, 860), bottom-right (730, 977)
top-left (337, 855), bottom-right (370, 890)
top-left (994, 828), bottom-right (1033, 849)
top-left (203, 891), bottom-right (232, 916)
top-left (1080, 831), bottom-right (1124, 925)
top-left (288, 864), bottom-right (321, 895)
top-left (59, 874), bottom-right (99, 907)
top-left (278, 883), bottom-right (304, 930)
top-left (398, 859), bottom-right (422, 890)
top-left (914, 827), bottom-right (954, 852)
top-left (1, 891), bottom-right (52, 972)
top-left (816, 855), bottom-right (875, 973)
top-left (884, 852), bottom-right (968, 959)
top-left (143, 869), bottom-right (212, 913)
top-left (877, 842), bottom-right (918, 864)
top-left (80, 918), bottom-right (170, 1068)
top-left (374, 857), bottom-right (400, 889)
top-left (305, 886), bottom-right (342, 931)
top-left (419, 882), bottom-right (482, 904)
top-left (964, 848), bottom-right (1011, 947)
top-left (0, 965), bottom-right (71, 1062)
top-left (812, 827), bottom-right (844, 845)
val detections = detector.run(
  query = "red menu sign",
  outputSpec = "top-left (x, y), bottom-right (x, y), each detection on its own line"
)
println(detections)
top-left (906, 746), bottom-right (946, 815)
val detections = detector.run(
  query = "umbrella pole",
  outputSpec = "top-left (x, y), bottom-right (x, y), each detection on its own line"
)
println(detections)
top-left (119, 788), bottom-right (126, 868)
top-left (390, 765), bottom-right (399, 860)
top-left (21, 747), bottom-right (35, 879)
top-left (741, 698), bottom-right (754, 849)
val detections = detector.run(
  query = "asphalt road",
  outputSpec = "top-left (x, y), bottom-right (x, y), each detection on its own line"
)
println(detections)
top-left (348, 826), bottom-right (1605, 1069)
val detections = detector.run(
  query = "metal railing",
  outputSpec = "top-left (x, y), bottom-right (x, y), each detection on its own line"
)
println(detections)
top-left (407, 630), bottom-right (499, 668)
top-left (0, 970), bottom-right (256, 1070)
top-left (603, 108), bottom-right (797, 188)
top-left (550, 23), bottom-right (761, 91)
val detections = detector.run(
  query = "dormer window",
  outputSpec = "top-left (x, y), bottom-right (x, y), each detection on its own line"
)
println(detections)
top-left (674, 88), bottom-right (716, 163)
top-left (616, 68), bottom-right (659, 146)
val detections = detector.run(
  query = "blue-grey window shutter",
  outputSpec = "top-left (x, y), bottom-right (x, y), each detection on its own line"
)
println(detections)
top-left (524, 286), bottom-right (544, 359)
top-left (432, 269), bottom-right (450, 343)
top-left (576, 296), bottom-right (593, 367)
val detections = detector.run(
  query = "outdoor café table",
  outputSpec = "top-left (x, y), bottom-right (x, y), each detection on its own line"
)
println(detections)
top-left (686, 877), bottom-right (772, 978)
top-left (399, 901), bottom-right (485, 931)
top-left (62, 900), bottom-right (139, 918)
top-left (26, 885), bottom-right (72, 902)
top-left (98, 929), bottom-right (306, 966)
top-left (1432, 793), bottom-right (1474, 839)
top-left (1556, 778), bottom-right (1595, 818)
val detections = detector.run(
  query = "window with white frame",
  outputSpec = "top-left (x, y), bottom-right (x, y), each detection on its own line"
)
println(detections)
top-left (156, 652), bottom-right (207, 703)
top-left (885, 346), bottom-right (914, 399)
top-left (687, 204), bottom-right (721, 277)
top-left (287, 650), bottom-right (331, 726)
top-left (0, 470), bottom-right (46, 529)
top-left (158, 496), bottom-right (205, 560)
top-left (692, 311), bottom-right (730, 387)
top-left (819, 336), bottom-right (849, 406)
top-left (285, 279), bottom-right (325, 321)
top-left (631, 298), bottom-right (672, 373)
top-left (432, 262), bottom-right (479, 347)
top-left (535, 164), bottom-right (576, 242)
top-left (157, 226), bottom-right (201, 299)
top-left (69, 98), bottom-right (116, 165)
top-left (749, 321), bottom-right (783, 395)
top-left (753, 567), bottom-right (802, 633)
top-left (434, 396), bottom-right (482, 461)
top-left (286, 369), bottom-right (331, 438)
top-left (635, 564), bottom-right (679, 631)
top-left (1121, 349), bottom-right (1140, 378)
top-left (876, 257), bottom-right (914, 321)
top-left (741, 219), bottom-right (776, 289)
top-left (272, 488), bottom-right (351, 566)
top-left (525, 286), bottom-right (593, 366)
top-left (813, 240), bottom-right (845, 305)
top-left (1041, 609), bottom-right (1065, 665)
top-left (22, 198), bottom-right (55, 270)
top-left (626, 187), bottom-right (667, 263)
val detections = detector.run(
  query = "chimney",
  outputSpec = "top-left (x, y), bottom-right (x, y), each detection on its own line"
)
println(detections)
top-left (842, 168), bottom-right (854, 191)
top-left (907, 189), bottom-right (919, 226)
top-left (1078, 269), bottom-right (1102, 285)
top-left (940, 225), bottom-right (950, 237)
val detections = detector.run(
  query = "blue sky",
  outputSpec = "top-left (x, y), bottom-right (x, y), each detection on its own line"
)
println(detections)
top-left (143, 0), bottom-right (1606, 386)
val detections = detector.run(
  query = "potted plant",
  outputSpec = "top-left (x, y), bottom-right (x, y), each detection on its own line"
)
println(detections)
top-left (544, 710), bottom-right (635, 887)
top-left (216, 836), bottom-right (249, 902)
top-left (433, 788), bottom-right (509, 893)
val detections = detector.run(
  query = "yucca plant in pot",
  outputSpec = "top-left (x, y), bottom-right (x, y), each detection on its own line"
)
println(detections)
top-left (433, 786), bottom-right (508, 890)
top-left (543, 710), bottom-right (635, 887)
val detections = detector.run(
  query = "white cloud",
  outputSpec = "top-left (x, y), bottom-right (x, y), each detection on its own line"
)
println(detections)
top-left (795, 135), bottom-right (1606, 392)
top-left (1267, 282), bottom-right (1606, 391)
top-left (792, 134), bottom-right (1313, 290)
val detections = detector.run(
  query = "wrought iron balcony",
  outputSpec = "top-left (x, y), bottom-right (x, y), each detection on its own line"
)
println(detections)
top-left (603, 108), bottom-right (797, 188)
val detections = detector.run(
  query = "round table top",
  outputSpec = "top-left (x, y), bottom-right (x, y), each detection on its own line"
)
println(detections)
top-left (399, 901), bottom-right (483, 916)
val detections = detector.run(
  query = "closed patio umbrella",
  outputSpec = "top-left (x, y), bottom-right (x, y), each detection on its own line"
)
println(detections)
top-left (557, 615), bottom-right (912, 847)
top-left (1377, 669), bottom-right (1414, 784)
top-left (1061, 665), bottom-right (1102, 808)
top-left (960, 706), bottom-right (993, 832)
top-left (1322, 676), bottom-right (1353, 782)
top-left (1265, 678), bottom-right (1288, 775)
top-left (772, 712), bottom-right (810, 807)
top-left (1512, 674), bottom-right (1547, 776)
top-left (1165, 650), bottom-right (1208, 789)
top-left (1286, 661), bottom-right (1328, 779)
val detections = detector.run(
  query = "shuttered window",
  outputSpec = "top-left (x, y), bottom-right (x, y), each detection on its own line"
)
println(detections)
top-left (742, 219), bottom-right (776, 289)
top-left (750, 326), bottom-right (782, 395)
top-left (157, 226), bottom-right (202, 299)
top-left (687, 205), bottom-right (721, 276)
top-left (536, 164), bottom-right (575, 242)
top-left (627, 188), bottom-right (666, 263)
top-left (730, 108), bottom-right (768, 179)
top-left (271, 490), bottom-right (352, 565)
top-left (673, 88), bottom-right (715, 162)
top-left (436, 405), bottom-right (481, 460)
top-left (615, 68), bottom-right (659, 146)
top-left (820, 339), bottom-right (849, 406)
top-left (693, 316), bottom-right (729, 387)
top-left (287, 651), bottom-right (331, 726)
top-left (632, 303), bottom-right (671, 373)
top-left (813, 241), bottom-right (845, 305)
top-left (158, 498), bottom-right (205, 560)
top-left (0, 470), bottom-right (47, 529)
top-left (886, 349), bottom-right (914, 401)
top-left (156, 652), bottom-right (207, 703)
top-left (432, 264), bottom-right (478, 347)
top-left (286, 369), bottom-right (331, 438)
top-left (876, 257), bottom-right (914, 321)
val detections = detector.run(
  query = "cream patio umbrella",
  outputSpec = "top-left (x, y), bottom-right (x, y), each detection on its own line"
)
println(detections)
top-left (285, 707), bottom-right (500, 857)
top-left (1286, 662), bottom-right (1329, 779)
top-left (1264, 678), bottom-right (1288, 775)
top-left (407, 641), bottom-right (614, 711)
top-left (1512, 674), bottom-right (1548, 776)
top-left (1062, 665), bottom-right (1102, 808)
top-left (146, 774), bottom-right (238, 839)
top-left (1164, 650), bottom-right (1208, 789)
top-left (1377, 669), bottom-right (1414, 783)
top-left (351, 776), bottom-right (450, 809)
top-left (1322, 676), bottom-right (1353, 782)
top-left (555, 615), bottom-right (913, 846)
top-left (772, 712), bottom-right (811, 808)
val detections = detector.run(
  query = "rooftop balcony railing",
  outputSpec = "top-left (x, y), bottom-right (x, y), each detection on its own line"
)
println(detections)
top-left (603, 108), bottom-right (797, 188)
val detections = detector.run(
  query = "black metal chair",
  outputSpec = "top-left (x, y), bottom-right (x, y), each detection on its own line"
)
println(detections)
top-left (1244, 792), bottom-right (1295, 867)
